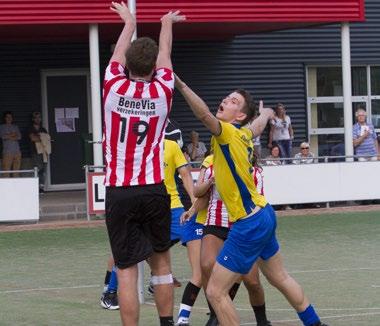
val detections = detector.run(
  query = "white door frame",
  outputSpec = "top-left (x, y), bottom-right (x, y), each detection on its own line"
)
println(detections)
top-left (41, 69), bottom-right (92, 191)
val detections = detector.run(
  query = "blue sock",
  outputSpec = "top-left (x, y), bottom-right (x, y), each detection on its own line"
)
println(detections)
top-left (297, 304), bottom-right (320, 326)
top-left (107, 266), bottom-right (118, 293)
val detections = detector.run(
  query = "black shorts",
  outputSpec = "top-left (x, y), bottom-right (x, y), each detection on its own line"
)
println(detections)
top-left (203, 225), bottom-right (230, 241)
top-left (105, 183), bottom-right (171, 269)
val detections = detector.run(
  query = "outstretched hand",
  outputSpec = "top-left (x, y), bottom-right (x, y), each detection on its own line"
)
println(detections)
top-left (110, 1), bottom-right (135, 24)
top-left (258, 100), bottom-right (275, 120)
top-left (161, 10), bottom-right (186, 24)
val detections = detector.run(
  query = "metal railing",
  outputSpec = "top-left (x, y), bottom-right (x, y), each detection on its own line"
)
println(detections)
top-left (0, 168), bottom-right (39, 178)
top-left (260, 154), bottom-right (379, 165)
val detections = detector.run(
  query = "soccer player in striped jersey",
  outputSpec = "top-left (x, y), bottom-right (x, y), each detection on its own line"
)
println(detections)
top-left (175, 74), bottom-right (328, 326)
top-left (103, 3), bottom-right (185, 326)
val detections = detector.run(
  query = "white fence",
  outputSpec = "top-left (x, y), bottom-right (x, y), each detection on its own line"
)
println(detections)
top-left (263, 161), bottom-right (380, 205)
top-left (86, 160), bottom-right (380, 216)
top-left (0, 170), bottom-right (39, 222)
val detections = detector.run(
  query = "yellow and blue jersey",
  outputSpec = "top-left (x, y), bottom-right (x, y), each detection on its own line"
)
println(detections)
top-left (164, 139), bottom-right (189, 209)
top-left (195, 154), bottom-right (213, 225)
top-left (212, 121), bottom-right (267, 222)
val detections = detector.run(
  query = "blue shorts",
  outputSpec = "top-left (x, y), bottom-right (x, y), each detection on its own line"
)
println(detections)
top-left (181, 214), bottom-right (204, 246)
top-left (171, 207), bottom-right (185, 241)
top-left (216, 204), bottom-right (280, 274)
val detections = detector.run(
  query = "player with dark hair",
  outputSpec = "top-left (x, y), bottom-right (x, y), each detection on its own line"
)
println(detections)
top-left (175, 74), bottom-right (328, 326)
top-left (103, 2), bottom-right (185, 325)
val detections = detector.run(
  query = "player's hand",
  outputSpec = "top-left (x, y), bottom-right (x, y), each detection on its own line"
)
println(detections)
top-left (180, 210), bottom-right (193, 225)
top-left (161, 10), bottom-right (186, 24)
top-left (258, 100), bottom-right (275, 120)
top-left (110, 1), bottom-right (135, 24)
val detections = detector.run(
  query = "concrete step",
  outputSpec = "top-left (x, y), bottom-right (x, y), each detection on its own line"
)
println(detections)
top-left (39, 191), bottom-right (87, 221)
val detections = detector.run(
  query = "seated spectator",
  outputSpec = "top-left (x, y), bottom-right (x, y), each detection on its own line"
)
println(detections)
top-left (186, 130), bottom-right (207, 162)
top-left (352, 107), bottom-right (378, 161)
top-left (0, 111), bottom-right (22, 177)
top-left (264, 145), bottom-right (283, 166)
top-left (293, 142), bottom-right (316, 164)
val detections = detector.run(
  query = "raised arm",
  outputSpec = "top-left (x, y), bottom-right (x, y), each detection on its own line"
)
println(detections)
top-left (109, 1), bottom-right (136, 66)
top-left (156, 11), bottom-right (186, 70)
top-left (175, 74), bottom-right (221, 135)
top-left (178, 165), bottom-right (196, 204)
top-left (248, 100), bottom-right (274, 138)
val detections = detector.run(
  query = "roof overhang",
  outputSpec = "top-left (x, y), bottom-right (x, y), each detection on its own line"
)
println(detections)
top-left (0, 0), bottom-right (365, 43)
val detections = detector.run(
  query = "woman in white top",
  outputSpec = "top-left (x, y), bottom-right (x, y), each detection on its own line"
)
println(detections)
top-left (268, 103), bottom-right (294, 163)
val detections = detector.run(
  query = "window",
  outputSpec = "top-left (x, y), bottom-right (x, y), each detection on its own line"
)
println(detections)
top-left (307, 65), bottom-right (380, 156)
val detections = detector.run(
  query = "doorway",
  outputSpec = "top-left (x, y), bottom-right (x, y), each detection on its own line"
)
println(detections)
top-left (41, 70), bottom-right (91, 190)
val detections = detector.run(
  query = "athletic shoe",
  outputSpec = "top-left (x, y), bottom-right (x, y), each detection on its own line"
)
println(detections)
top-left (257, 321), bottom-right (272, 326)
top-left (147, 283), bottom-right (155, 296)
top-left (311, 323), bottom-right (329, 326)
top-left (205, 315), bottom-right (219, 326)
top-left (100, 291), bottom-right (119, 310)
top-left (175, 322), bottom-right (190, 326)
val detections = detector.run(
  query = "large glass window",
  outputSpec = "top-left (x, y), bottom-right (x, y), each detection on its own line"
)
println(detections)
top-left (371, 67), bottom-right (380, 95)
top-left (317, 67), bottom-right (342, 96)
top-left (315, 103), bottom-right (343, 128)
top-left (308, 65), bottom-right (380, 157)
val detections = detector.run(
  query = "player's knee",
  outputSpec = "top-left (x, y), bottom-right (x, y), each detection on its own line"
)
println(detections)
top-left (206, 283), bottom-right (221, 304)
top-left (243, 279), bottom-right (262, 293)
top-left (266, 270), bottom-right (289, 288)
top-left (200, 256), bottom-right (215, 276)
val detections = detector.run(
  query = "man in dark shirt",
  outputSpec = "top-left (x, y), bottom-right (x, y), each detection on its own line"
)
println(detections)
top-left (28, 111), bottom-right (48, 192)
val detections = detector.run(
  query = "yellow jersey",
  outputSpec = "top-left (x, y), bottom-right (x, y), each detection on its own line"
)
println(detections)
top-left (211, 121), bottom-right (267, 222)
top-left (164, 139), bottom-right (189, 209)
top-left (195, 154), bottom-right (213, 225)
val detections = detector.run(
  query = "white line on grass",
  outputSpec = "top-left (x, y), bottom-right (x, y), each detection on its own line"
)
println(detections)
top-left (289, 267), bottom-right (380, 274)
top-left (372, 285), bottom-right (380, 288)
top-left (145, 301), bottom-right (380, 312)
top-left (240, 311), bottom-right (380, 325)
top-left (0, 284), bottom-right (99, 294)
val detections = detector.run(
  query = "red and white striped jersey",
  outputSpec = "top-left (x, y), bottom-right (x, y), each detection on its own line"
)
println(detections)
top-left (204, 164), bottom-right (230, 228)
top-left (253, 167), bottom-right (264, 195)
top-left (103, 61), bottom-right (174, 187)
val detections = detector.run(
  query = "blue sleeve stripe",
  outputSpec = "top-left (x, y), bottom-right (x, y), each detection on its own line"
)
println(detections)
top-left (219, 144), bottom-right (255, 214)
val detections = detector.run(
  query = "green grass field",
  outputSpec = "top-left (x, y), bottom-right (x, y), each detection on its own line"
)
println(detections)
top-left (0, 211), bottom-right (379, 325)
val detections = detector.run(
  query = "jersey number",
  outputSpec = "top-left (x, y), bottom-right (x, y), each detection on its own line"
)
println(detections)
top-left (120, 118), bottom-right (150, 145)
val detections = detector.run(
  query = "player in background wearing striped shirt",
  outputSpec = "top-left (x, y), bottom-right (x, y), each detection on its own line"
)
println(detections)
top-left (183, 153), bottom-right (271, 326)
top-left (175, 73), bottom-right (328, 326)
top-left (103, 3), bottom-right (185, 326)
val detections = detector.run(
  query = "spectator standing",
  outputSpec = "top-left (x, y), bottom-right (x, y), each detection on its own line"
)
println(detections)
top-left (187, 130), bottom-right (207, 162)
top-left (264, 145), bottom-right (283, 166)
top-left (353, 107), bottom-right (378, 161)
top-left (292, 142), bottom-right (316, 164)
top-left (268, 103), bottom-right (294, 162)
top-left (0, 111), bottom-right (22, 177)
top-left (28, 111), bottom-right (49, 192)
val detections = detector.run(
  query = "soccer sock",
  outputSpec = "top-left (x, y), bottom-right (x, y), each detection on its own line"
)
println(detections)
top-left (103, 270), bottom-right (111, 292)
top-left (177, 282), bottom-right (201, 323)
top-left (107, 266), bottom-right (118, 293)
top-left (297, 304), bottom-right (320, 326)
top-left (252, 303), bottom-right (269, 324)
top-left (159, 316), bottom-right (174, 326)
top-left (229, 282), bottom-right (241, 301)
